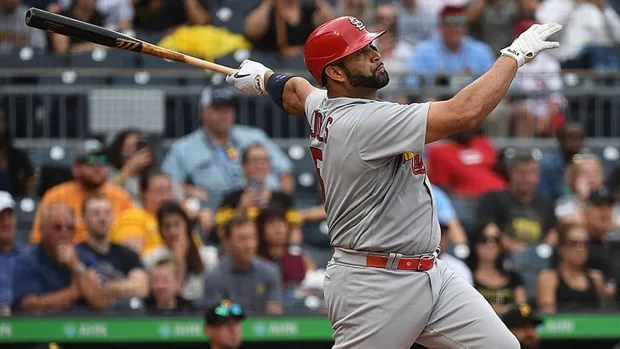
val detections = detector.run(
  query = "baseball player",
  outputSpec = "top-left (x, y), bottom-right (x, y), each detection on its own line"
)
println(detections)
top-left (225, 16), bottom-right (562, 349)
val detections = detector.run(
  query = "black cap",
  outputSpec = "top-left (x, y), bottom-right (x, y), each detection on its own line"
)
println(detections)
top-left (502, 304), bottom-right (543, 328)
top-left (587, 187), bottom-right (614, 205)
top-left (204, 300), bottom-right (246, 326)
top-left (200, 83), bottom-right (236, 108)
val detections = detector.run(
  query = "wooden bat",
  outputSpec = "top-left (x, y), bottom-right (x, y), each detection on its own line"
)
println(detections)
top-left (24, 7), bottom-right (237, 76)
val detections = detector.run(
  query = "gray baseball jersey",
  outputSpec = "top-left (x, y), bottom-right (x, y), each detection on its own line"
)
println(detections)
top-left (304, 89), bottom-right (440, 255)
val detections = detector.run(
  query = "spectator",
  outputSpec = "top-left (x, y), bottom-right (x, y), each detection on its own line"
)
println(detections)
top-left (501, 304), bottom-right (543, 349)
top-left (538, 122), bottom-right (585, 202)
top-left (466, 0), bottom-right (535, 55)
top-left (203, 215), bottom-right (283, 315)
top-left (203, 300), bottom-right (245, 349)
top-left (51, 0), bottom-right (105, 54)
top-left (537, 223), bottom-right (608, 313)
top-left (438, 223), bottom-right (473, 285)
top-left (29, 139), bottom-right (133, 245)
top-left (244, 0), bottom-right (334, 56)
top-left (77, 195), bottom-right (149, 303)
top-left (426, 128), bottom-right (506, 230)
top-left (109, 170), bottom-right (173, 257)
top-left (21, 0), bottom-right (61, 13)
top-left (405, 5), bottom-right (496, 88)
top-left (256, 207), bottom-right (310, 288)
top-left (0, 192), bottom-right (24, 316)
top-left (510, 19), bottom-right (567, 138)
top-left (215, 144), bottom-right (302, 244)
top-left (467, 222), bottom-right (527, 315)
top-left (143, 258), bottom-right (196, 314)
top-left (394, 0), bottom-right (444, 47)
top-left (57, 0), bottom-right (134, 31)
top-left (476, 151), bottom-right (557, 252)
top-left (0, 107), bottom-right (35, 197)
top-left (106, 129), bottom-right (155, 202)
top-left (0, 0), bottom-right (47, 53)
top-left (133, 0), bottom-right (210, 34)
top-left (162, 84), bottom-right (294, 208)
top-left (12, 202), bottom-right (110, 314)
top-left (555, 154), bottom-right (606, 226)
top-left (536, 0), bottom-right (620, 69)
top-left (373, 3), bottom-right (414, 93)
top-left (336, 0), bottom-right (373, 27)
top-left (584, 188), bottom-right (618, 285)
top-left (143, 201), bottom-right (219, 302)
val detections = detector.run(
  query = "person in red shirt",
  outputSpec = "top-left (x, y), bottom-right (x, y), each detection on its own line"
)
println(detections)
top-left (427, 128), bottom-right (506, 231)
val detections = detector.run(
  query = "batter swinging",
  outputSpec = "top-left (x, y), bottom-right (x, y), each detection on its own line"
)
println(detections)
top-left (225, 16), bottom-right (562, 349)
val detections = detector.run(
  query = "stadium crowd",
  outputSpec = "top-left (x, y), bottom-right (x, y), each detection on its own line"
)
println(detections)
top-left (1, 1), bottom-right (620, 345)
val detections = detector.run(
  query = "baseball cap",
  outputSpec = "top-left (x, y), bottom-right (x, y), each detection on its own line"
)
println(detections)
top-left (204, 300), bottom-right (246, 326)
top-left (200, 84), bottom-right (237, 108)
top-left (440, 5), bottom-right (467, 26)
top-left (73, 139), bottom-right (107, 164)
top-left (502, 304), bottom-right (543, 328)
top-left (587, 187), bottom-right (614, 205)
top-left (0, 191), bottom-right (15, 212)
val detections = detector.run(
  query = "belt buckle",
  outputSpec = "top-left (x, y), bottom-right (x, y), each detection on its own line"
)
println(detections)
top-left (417, 254), bottom-right (435, 271)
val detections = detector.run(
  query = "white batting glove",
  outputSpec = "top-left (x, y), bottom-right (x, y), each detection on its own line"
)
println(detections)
top-left (225, 59), bottom-right (273, 96)
top-left (500, 23), bottom-right (562, 67)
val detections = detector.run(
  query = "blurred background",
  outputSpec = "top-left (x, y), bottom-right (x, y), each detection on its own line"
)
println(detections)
top-left (1, 0), bottom-right (620, 348)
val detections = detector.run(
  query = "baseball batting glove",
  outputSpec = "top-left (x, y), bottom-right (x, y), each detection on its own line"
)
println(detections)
top-left (500, 23), bottom-right (562, 68)
top-left (226, 59), bottom-right (273, 96)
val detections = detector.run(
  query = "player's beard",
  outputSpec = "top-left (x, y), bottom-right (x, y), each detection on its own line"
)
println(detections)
top-left (342, 64), bottom-right (389, 90)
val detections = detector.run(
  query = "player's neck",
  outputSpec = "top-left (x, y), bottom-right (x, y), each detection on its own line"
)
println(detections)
top-left (327, 87), bottom-right (377, 101)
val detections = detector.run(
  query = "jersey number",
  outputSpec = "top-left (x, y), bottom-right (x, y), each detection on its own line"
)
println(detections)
top-left (310, 147), bottom-right (326, 199)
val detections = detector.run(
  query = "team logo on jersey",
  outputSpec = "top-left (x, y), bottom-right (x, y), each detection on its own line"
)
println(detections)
top-left (403, 152), bottom-right (426, 175)
top-left (349, 17), bottom-right (366, 31)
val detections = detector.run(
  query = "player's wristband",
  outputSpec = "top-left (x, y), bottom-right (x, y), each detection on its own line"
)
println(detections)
top-left (500, 46), bottom-right (526, 68)
top-left (267, 72), bottom-right (296, 111)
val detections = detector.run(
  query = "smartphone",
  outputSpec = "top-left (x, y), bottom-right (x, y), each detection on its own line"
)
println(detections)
top-left (136, 133), bottom-right (150, 150)
top-left (248, 178), bottom-right (264, 191)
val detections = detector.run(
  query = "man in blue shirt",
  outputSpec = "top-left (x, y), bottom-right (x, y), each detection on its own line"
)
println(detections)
top-left (0, 191), bottom-right (25, 315)
top-left (405, 5), bottom-right (496, 89)
top-left (11, 202), bottom-right (110, 314)
top-left (162, 83), bottom-right (294, 209)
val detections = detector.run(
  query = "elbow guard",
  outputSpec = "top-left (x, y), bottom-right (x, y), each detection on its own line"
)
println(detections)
top-left (267, 73), bottom-right (296, 111)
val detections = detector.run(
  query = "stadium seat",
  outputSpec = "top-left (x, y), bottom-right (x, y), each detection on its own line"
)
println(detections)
top-left (209, 0), bottom-right (261, 34)
top-left (281, 144), bottom-right (318, 197)
top-left (0, 49), bottom-right (68, 69)
top-left (39, 73), bottom-right (109, 86)
top-left (69, 49), bottom-right (140, 69)
top-left (13, 196), bottom-right (40, 245)
top-left (30, 146), bottom-right (73, 168)
top-left (36, 165), bottom-right (73, 197)
top-left (139, 54), bottom-right (198, 70)
top-left (110, 74), bottom-right (180, 86)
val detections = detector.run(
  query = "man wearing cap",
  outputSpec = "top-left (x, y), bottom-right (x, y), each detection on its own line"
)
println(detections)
top-left (0, 191), bottom-right (25, 315)
top-left (405, 5), bottom-right (496, 88)
top-left (204, 299), bottom-right (245, 349)
top-left (161, 83), bottom-right (294, 209)
top-left (29, 139), bottom-right (133, 244)
top-left (502, 304), bottom-right (543, 349)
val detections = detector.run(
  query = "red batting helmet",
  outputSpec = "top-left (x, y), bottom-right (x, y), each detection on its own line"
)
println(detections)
top-left (304, 16), bottom-right (385, 87)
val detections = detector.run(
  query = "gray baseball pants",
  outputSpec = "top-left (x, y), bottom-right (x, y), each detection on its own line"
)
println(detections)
top-left (324, 248), bottom-right (520, 349)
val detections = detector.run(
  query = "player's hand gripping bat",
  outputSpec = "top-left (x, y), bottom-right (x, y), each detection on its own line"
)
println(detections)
top-left (24, 7), bottom-right (237, 76)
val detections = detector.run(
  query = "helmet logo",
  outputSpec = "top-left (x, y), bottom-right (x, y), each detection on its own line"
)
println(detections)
top-left (349, 17), bottom-right (366, 31)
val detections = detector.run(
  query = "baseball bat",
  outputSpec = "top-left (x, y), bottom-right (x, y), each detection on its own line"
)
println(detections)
top-left (24, 7), bottom-right (237, 76)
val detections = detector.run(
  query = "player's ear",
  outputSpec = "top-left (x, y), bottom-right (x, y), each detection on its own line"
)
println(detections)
top-left (324, 65), bottom-right (347, 85)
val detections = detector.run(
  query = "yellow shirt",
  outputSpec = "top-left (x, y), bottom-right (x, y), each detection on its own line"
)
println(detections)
top-left (109, 207), bottom-right (163, 257)
top-left (30, 181), bottom-right (133, 244)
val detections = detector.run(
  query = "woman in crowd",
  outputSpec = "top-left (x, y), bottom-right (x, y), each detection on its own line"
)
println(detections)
top-left (467, 222), bottom-right (527, 315)
top-left (555, 154), bottom-right (606, 225)
top-left (107, 129), bottom-right (154, 201)
top-left (537, 223), bottom-right (607, 313)
top-left (143, 201), bottom-right (219, 303)
top-left (256, 207), bottom-right (311, 288)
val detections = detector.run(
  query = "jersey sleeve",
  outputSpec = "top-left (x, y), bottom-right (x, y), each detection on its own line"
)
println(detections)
top-left (357, 101), bottom-right (431, 167)
top-left (304, 89), bottom-right (328, 126)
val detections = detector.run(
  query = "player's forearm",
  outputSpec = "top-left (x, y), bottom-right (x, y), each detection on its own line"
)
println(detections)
top-left (449, 56), bottom-right (517, 127)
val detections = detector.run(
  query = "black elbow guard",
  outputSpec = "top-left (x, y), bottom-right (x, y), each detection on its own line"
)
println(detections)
top-left (267, 73), bottom-right (296, 111)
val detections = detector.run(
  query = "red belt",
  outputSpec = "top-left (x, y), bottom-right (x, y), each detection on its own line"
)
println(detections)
top-left (366, 254), bottom-right (436, 271)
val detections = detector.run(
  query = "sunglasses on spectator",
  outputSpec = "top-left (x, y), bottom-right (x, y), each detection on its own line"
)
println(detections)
top-left (478, 236), bottom-right (500, 244)
top-left (215, 303), bottom-right (243, 317)
top-left (442, 15), bottom-right (467, 26)
top-left (52, 224), bottom-right (75, 232)
top-left (78, 154), bottom-right (108, 166)
top-left (563, 239), bottom-right (588, 248)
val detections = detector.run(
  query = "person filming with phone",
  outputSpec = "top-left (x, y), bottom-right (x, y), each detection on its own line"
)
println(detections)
top-left (215, 144), bottom-right (303, 246)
